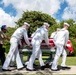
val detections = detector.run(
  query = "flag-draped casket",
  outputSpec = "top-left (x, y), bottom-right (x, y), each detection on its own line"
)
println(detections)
top-left (20, 38), bottom-right (74, 53)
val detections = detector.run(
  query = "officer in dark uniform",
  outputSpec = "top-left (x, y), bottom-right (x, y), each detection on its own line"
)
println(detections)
top-left (0, 25), bottom-right (9, 65)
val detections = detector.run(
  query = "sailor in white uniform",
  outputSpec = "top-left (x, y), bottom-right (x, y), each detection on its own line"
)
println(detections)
top-left (2, 22), bottom-right (31, 71)
top-left (26, 22), bottom-right (50, 71)
top-left (45, 28), bottom-right (60, 65)
top-left (51, 22), bottom-right (70, 71)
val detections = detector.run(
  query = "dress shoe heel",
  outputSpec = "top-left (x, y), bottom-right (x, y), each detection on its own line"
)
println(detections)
top-left (41, 66), bottom-right (45, 70)
top-left (61, 66), bottom-right (71, 70)
top-left (51, 68), bottom-right (60, 71)
top-left (2, 69), bottom-right (11, 71)
top-left (18, 67), bottom-right (24, 70)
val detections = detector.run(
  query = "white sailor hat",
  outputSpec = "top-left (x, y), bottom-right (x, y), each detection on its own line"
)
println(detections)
top-left (43, 22), bottom-right (50, 27)
top-left (24, 22), bottom-right (30, 26)
top-left (64, 22), bottom-right (70, 27)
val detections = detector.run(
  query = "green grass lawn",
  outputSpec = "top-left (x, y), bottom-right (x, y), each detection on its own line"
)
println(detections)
top-left (0, 54), bottom-right (76, 66)
top-left (23, 55), bottom-right (76, 66)
top-left (58, 56), bottom-right (76, 66)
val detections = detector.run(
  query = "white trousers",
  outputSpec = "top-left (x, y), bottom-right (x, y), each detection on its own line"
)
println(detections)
top-left (2, 38), bottom-right (23, 69)
top-left (10, 54), bottom-right (16, 66)
top-left (51, 44), bottom-right (67, 70)
top-left (27, 41), bottom-right (44, 70)
top-left (10, 50), bottom-right (24, 66)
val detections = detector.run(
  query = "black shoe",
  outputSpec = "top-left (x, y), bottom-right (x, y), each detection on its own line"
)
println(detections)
top-left (45, 64), bottom-right (51, 68)
top-left (23, 64), bottom-right (27, 67)
top-left (9, 65), bottom-right (13, 67)
top-left (18, 67), bottom-right (24, 70)
top-left (2, 69), bottom-right (11, 71)
top-left (26, 68), bottom-right (36, 71)
top-left (51, 68), bottom-right (60, 71)
top-left (61, 66), bottom-right (71, 70)
top-left (41, 66), bottom-right (45, 70)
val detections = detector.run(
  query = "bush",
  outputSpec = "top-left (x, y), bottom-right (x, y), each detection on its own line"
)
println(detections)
top-left (70, 37), bottom-right (76, 56)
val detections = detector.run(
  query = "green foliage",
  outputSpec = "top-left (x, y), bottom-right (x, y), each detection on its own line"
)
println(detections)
top-left (6, 27), bottom-right (16, 37)
top-left (16, 11), bottom-right (57, 37)
top-left (70, 38), bottom-right (76, 56)
top-left (69, 24), bottom-right (76, 38)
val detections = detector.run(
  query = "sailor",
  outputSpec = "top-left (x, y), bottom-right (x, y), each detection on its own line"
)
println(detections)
top-left (51, 22), bottom-right (70, 71)
top-left (2, 22), bottom-right (31, 71)
top-left (45, 28), bottom-right (60, 66)
top-left (26, 22), bottom-right (50, 71)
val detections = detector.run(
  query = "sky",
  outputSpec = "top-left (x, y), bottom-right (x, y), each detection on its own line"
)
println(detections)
top-left (0, 0), bottom-right (76, 27)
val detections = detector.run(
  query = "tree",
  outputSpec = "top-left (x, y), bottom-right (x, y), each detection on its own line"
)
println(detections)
top-left (16, 11), bottom-right (57, 37)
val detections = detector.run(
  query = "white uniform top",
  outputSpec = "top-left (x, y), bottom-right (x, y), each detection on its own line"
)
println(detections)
top-left (11, 27), bottom-right (30, 46)
top-left (54, 28), bottom-right (69, 46)
top-left (50, 32), bottom-right (57, 38)
top-left (32, 26), bottom-right (49, 45)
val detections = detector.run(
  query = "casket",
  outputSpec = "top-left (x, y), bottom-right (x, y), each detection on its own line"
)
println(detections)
top-left (21, 38), bottom-right (74, 53)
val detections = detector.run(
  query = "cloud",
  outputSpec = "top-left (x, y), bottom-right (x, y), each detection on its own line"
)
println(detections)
top-left (0, 8), bottom-right (16, 27)
top-left (1, 0), bottom-right (62, 27)
top-left (2, 0), bottom-right (76, 27)
top-left (2, 0), bottom-right (62, 15)
top-left (62, 0), bottom-right (76, 20)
